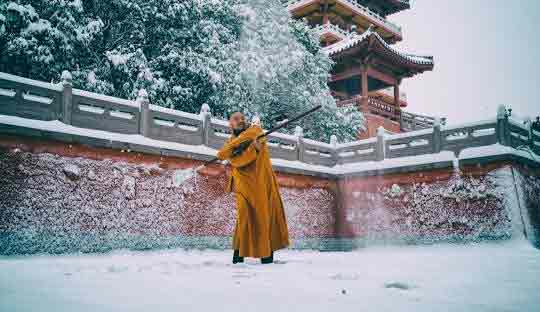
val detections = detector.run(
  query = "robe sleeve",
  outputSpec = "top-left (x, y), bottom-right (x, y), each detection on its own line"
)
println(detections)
top-left (229, 144), bottom-right (257, 168)
top-left (216, 126), bottom-right (265, 168)
top-left (216, 136), bottom-right (252, 161)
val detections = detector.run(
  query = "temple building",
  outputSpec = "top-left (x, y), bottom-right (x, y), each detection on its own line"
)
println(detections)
top-left (283, 0), bottom-right (442, 138)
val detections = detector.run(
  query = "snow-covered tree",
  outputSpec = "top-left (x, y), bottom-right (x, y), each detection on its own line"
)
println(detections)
top-left (0, 0), bottom-right (363, 142)
top-left (0, 0), bottom-right (242, 111)
top-left (0, 1), bottom-right (94, 81)
top-left (216, 0), bottom-right (363, 142)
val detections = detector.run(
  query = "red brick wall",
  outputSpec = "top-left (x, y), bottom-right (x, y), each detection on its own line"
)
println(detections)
top-left (0, 135), bottom-right (337, 254)
top-left (336, 165), bottom-right (516, 243)
top-left (1, 134), bottom-right (534, 253)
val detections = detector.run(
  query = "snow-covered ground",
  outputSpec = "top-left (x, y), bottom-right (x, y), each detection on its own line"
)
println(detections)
top-left (1, 241), bottom-right (539, 312)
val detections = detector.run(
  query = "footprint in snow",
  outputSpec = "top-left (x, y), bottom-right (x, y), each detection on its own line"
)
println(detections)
top-left (330, 273), bottom-right (360, 280)
top-left (384, 281), bottom-right (416, 290)
top-left (106, 265), bottom-right (129, 273)
top-left (232, 271), bottom-right (256, 279)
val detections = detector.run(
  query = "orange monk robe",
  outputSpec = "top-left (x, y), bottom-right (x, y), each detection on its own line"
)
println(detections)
top-left (216, 125), bottom-right (290, 258)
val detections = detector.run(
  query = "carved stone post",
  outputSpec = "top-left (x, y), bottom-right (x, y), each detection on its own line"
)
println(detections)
top-left (295, 126), bottom-right (305, 162)
top-left (496, 104), bottom-right (508, 146)
top-left (330, 134), bottom-right (338, 166)
top-left (137, 89), bottom-right (150, 137)
top-left (432, 117), bottom-right (442, 153)
top-left (399, 112), bottom-right (405, 131)
top-left (376, 126), bottom-right (386, 161)
top-left (61, 70), bottom-right (72, 124)
top-left (200, 103), bottom-right (211, 146)
top-left (525, 117), bottom-right (534, 148)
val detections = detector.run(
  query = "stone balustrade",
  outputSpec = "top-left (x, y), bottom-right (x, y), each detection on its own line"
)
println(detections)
top-left (1, 71), bottom-right (539, 169)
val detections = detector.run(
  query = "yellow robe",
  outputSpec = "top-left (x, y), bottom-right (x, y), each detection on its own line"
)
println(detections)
top-left (217, 125), bottom-right (290, 258)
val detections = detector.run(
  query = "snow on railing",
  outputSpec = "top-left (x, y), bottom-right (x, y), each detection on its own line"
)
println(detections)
top-left (284, 0), bottom-right (402, 36)
top-left (1, 72), bottom-right (539, 168)
top-left (400, 110), bottom-right (443, 131)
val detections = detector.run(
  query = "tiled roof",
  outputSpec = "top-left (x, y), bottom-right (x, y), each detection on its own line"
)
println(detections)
top-left (323, 28), bottom-right (434, 66)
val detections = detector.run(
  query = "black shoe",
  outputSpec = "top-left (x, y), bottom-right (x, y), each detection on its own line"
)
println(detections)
top-left (232, 250), bottom-right (244, 264)
top-left (261, 251), bottom-right (273, 264)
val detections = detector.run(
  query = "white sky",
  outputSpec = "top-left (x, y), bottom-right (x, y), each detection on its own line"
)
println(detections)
top-left (389, 0), bottom-right (540, 125)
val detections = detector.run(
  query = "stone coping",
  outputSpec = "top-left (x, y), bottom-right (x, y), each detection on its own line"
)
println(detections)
top-left (1, 114), bottom-right (539, 180)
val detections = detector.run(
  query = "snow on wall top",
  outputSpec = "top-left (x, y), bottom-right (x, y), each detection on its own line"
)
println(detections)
top-left (0, 72), bottom-right (63, 92)
top-left (1, 113), bottom-right (539, 177)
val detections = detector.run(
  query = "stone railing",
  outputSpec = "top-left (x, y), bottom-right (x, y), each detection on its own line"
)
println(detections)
top-left (400, 110), bottom-right (446, 131)
top-left (367, 96), bottom-right (401, 121)
top-left (338, 95), bottom-right (401, 121)
top-left (1, 72), bottom-right (539, 168)
top-left (284, 0), bottom-right (402, 37)
top-left (338, 95), bottom-right (444, 132)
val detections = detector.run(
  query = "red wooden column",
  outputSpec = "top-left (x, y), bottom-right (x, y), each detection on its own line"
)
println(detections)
top-left (394, 83), bottom-right (401, 121)
top-left (322, 0), bottom-right (329, 46)
top-left (394, 84), bottom-right (400, 106)
top-left (360, 66), bottom-right (369, 112)
top-left (323, 0), bottom-right (329, 25)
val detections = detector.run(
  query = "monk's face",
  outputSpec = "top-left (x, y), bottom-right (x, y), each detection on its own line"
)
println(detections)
top-left (229, 112), bottom-right (247, 134)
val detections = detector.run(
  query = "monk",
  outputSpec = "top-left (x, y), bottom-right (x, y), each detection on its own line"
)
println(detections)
top-left (216, 112), bottom-right (290, 264)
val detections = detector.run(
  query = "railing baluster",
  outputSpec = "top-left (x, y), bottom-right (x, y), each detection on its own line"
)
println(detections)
top-left (61, 70), bottom-right (72, 124)
top-left (137, 89), bottom-right (150, 137)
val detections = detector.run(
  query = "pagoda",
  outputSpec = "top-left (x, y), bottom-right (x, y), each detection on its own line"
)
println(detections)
top-left (284, 0), bottom-right (441, 138)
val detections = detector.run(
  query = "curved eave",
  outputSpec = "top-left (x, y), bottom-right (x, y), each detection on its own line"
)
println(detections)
top-left (379, 0), bottom-right (411, 16)
top-left (286, 0), bottom-right (403, 42)
top-left (324, 30), bottom-right (434, 73)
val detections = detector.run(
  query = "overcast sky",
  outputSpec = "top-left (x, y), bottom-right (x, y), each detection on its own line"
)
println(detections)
top-left (388, 0), bottom-right (540, 125)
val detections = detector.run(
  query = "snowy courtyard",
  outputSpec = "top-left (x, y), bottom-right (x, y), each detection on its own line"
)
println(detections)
top-left (1, 240), bottom-right (539, 312)
top-left (1, 0), bottom-right (540, 311)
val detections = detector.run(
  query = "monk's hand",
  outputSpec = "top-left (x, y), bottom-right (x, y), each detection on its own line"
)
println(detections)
top-left (232, 139), bottom-right (253, 157)
top-left (252, 139), bottom-right (262, 152)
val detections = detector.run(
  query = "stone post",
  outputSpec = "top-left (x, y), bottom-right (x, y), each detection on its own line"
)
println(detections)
top-left (525, 116), bottom-right (534, 148)
top-left (295, 126), bottom-right (305, 162)
top-left (61, 70), bottom-right (72, 124)
top-left (376, 126), bottom-right (386, 161)
top-left (137, 89), bottom-right (150, 137)
top-left (432, 117), bottom-right (442, 153)
top-left (496, 104), bottom-right (508, 146)
top-left (330, 134), bottom-right (338, 166)
top-left (200, 103), bottom-right (211, 146)
top-left (399, 113), bottom-right (405, 131)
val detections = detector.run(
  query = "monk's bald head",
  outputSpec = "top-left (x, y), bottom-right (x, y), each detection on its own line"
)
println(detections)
top-left (229, 111), bottom-right (248, 135)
